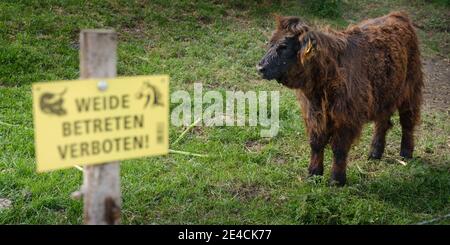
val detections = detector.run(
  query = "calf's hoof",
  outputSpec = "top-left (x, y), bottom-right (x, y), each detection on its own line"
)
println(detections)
top-left (329, 172), bottom-right (346, 187)
top-left (368, 150), bottom-right (382, 160)
top-left (308, 167), bottom-right (324, 177)
top-left (400, 148), bottom-right (413, 159)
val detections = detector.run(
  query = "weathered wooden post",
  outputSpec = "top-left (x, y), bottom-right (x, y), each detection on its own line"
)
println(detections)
top-left (79, 29), bottom-right (121, 225)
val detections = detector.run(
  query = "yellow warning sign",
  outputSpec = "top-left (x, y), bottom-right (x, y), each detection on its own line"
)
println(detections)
top-left (32, 75), bottom-right (169, 172)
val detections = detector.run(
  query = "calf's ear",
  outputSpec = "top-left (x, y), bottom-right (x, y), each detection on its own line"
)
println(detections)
top-left (274, 14), bottom-right (284, 29)
top-left (275, 15), bottom-right (308, 34)
top-left (299, 37), bottom-right (317, 64)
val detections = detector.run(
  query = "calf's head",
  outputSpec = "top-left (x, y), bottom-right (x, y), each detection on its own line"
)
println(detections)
top-left (257, 16), bottom-right (318, 88)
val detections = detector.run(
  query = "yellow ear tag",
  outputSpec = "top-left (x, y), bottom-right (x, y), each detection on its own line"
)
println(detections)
top-left (305, 40), bottom-right (312, 54)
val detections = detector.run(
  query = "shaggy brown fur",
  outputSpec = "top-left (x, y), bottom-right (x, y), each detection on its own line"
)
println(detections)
top-left (258, 12), bottom-right (423, 185)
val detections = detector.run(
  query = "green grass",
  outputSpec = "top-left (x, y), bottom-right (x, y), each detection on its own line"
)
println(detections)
top-left (1, 0), bottom-right (449, 224)
top-left (303, 0), bottom-right (343, 18)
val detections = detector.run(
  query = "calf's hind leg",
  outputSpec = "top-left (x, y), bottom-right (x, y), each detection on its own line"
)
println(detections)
top-left (368, 117), bottom-right (393, 159)
top-left (399, 103), bottom-right (420, 158)
top-left (399, 48), bottom-right (423, 158)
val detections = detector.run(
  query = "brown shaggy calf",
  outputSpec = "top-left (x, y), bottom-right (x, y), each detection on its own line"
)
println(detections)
top-left (257, 12), bottom-right (423, 185)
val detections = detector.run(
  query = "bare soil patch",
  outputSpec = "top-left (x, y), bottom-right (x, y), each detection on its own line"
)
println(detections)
top-left (422, 57), bottom-right (450, 113)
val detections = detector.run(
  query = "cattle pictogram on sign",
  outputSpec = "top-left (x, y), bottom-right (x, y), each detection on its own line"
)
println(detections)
top-left (39, 88), bottom-right (68, 116)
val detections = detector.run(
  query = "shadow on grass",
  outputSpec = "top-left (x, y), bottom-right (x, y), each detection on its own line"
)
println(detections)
top-left (359, 155), bottom-right (450, 221)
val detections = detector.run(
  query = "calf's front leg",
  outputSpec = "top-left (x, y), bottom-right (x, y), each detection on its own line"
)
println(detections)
top-left (369, 118), bottom-right (393, 159)
top-left (330, 127), bottom-right (360, 186)
top-left (308, 133), bottom-right (329, 177)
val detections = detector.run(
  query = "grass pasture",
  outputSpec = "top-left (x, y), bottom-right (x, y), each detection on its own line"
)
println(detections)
top-left (0, 0), bottom-right (449, 224)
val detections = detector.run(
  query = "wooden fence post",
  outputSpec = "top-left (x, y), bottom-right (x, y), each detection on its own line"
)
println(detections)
top-left (79, 29), bottom-right (121, 225)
